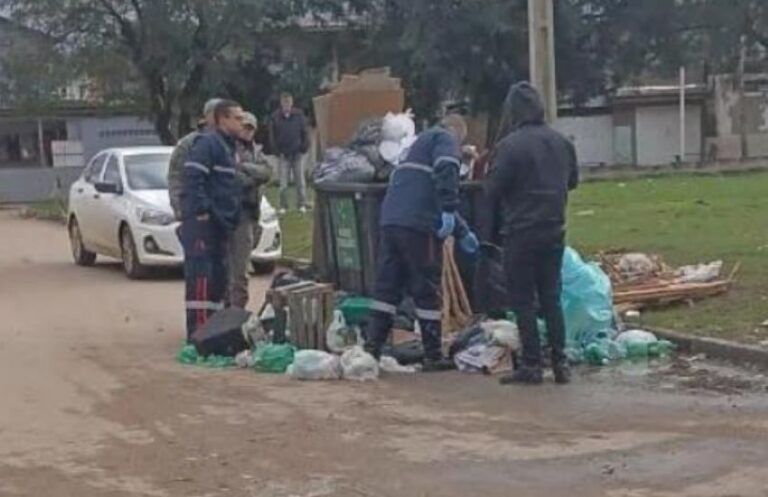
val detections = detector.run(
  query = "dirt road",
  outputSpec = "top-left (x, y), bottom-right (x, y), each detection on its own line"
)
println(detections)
top-left (2, 210), bottom-right (768, 497)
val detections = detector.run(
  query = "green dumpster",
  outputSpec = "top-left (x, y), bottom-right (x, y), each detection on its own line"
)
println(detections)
top-left (313, 181), bottom-right (488, 298)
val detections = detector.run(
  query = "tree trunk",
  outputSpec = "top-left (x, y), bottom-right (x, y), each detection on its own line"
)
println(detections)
top-left (176, 61), bottom-right (208, 139)
top-left (144, 71), bottom-right (176, 145)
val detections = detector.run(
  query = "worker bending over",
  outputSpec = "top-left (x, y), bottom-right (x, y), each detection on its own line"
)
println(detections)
top-left (365, 114), bottom-right (479, 372)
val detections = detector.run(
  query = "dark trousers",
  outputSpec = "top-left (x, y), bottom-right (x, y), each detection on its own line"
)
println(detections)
top-left (366, 226), bottom-right (444, 359)
top-left (182, 217), bottom-right (228, 340)
top-left (504, 233), bottom-right (566, 368)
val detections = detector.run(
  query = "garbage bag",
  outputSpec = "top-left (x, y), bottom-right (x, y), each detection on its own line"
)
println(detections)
top-left (314, 150), bottom-right (376, 185)
top-left (473, 244), bottom-right (509, 316)
top-left (288, 350), bottom-right (342, 380)
top-left (481, 320), bottom-right (520, 351)
top-left (252, 343), bottom-right (295, 373)
top-left (560, 247), bottom-right (615, 349)
top-left (381, 112), bottom-right (416, 142)
top-left (379, 356), bottom-right (419, 374)
top-left (616, 330), bottom-right (676, 358)
top-left (349, 117), bottom-right (383, 147)
top-left (325, 310), bottom-right (347, 354)
top-left (584, 336), bottom-right (627, 366)
top-left (448, 325), bottom-right (487, 358)
top-left (382, 340), bottom-right (424, 365)
top-left (176, 343), bottom-right (237, 368)
top-left (340, 346), bottom-right (380, 382)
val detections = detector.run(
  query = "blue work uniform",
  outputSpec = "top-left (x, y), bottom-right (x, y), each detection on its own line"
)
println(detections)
top-left (180, 130), bottom-right (241, 340)
top-left (365, 126), bottom-right (467, 361)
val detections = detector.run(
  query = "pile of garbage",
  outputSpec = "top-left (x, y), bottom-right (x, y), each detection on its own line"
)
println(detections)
top-left (313, 112), bottom-right (417, 185)
top-left (598, 252), bottom-right (736, 310)
top-left (176, 246), bottom-right (685, 379)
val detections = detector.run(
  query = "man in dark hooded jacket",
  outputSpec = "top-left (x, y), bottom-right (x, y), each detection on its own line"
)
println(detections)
top-left (486, 82), bottom-right (579, 385)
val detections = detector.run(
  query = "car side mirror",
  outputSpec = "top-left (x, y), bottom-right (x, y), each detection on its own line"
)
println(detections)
top-left (94, 182), bottom-right (122, 195)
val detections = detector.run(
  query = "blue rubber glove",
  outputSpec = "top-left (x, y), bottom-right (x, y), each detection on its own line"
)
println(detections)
top-left (436, 212), bottom-right (456, 239)
top-left (459, 231), bottom-right (480, 255)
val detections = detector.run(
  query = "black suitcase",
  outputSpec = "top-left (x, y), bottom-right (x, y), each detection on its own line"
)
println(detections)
top-left (191, 308), bottom-right (252, 357)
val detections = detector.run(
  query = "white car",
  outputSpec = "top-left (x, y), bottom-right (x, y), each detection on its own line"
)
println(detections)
top-left (67, 146), bottom-right (282, 279)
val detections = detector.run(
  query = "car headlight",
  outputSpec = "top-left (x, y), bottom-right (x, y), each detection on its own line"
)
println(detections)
top-left (136, 207), bottom-right (175, 226)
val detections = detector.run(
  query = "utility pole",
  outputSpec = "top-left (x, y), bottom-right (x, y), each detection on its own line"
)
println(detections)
top-left (737, 34), bottom-right (749, 161)
top-left (528, 0), bottom-right (557, 123)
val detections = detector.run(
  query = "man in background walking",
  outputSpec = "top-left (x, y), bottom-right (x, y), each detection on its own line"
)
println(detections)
top-left (269, 92), bottom-right (310, 214)
top-left (486, 82), bottom-right (579, 385)
top-left (168, 98), bottom-right (222, 220)
top-left (227, 112), bottom-right (272, 309)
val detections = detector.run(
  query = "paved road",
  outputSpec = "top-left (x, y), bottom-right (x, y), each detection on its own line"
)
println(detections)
top-left (2, 210), bottom-right (768, 497)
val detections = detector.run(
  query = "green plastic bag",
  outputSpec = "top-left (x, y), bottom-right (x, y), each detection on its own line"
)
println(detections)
top-left (252, 343), bottom-right (296, 373)
top-left (176, 344), bottom-right (237, 368)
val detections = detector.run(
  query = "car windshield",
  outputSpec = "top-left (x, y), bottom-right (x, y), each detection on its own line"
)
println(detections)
top-left (124, 153), bottom-right (171, 190)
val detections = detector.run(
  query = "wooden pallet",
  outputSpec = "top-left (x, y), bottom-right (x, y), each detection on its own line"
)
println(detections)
top-left (267, 282), bottom-right (335, 350)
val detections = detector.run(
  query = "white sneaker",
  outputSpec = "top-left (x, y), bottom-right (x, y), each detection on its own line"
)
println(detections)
top-left (299, 206), bottom-right (308, 214)
top-left (278, 208), bottom-right (287, 216)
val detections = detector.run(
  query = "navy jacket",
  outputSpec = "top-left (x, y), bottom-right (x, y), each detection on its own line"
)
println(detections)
top-left (380, 127), bottom-right (466, 236)
top-left (269, 109), bottom-right (309, 157)
top-left (181, 130), bottom-right (241, 231)
top-left (486, 82), bottom-right (579, 239)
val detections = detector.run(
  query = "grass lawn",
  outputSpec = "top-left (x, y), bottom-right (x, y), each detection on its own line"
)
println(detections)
top-left (273, 172), bottom-right (768, 343)
top-left (568, 172), bottom-right (768, 343)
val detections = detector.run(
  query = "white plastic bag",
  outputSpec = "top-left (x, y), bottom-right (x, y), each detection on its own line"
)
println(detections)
top-left (675, 260), bottom-right (723, 284)
top-left (381, 112), bottom-right (416, 142)
top-left (481, 320), bottom-right (521, 351)
top-left (340, 346), bottom-right (379, 382)
top-left (326, 310), bottom-right (348, 354)
top-left (235, 350), bottom-right (253, 368)
top-left (616, 329), bottom-right (658, 347)
top-left (379, 356), bottom-right (419, 374)
top-left (288, 350), bottom-right (342, 381)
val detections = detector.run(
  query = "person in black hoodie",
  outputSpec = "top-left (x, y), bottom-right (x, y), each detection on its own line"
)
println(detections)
top-left (486, 82), bottom-right (579, 385)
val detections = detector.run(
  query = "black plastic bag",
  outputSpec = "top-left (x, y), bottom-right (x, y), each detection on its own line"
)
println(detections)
top-left (473, 243), bottom-right (509, 317)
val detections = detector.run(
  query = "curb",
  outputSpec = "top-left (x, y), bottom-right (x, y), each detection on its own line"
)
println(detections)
top-left (650, 328), bottom-right (768, 370)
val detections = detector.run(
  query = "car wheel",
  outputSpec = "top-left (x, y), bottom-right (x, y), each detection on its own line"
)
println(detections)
top-left (120, 226), bottom-right (149, 280)
top-left (69, 217), bottom-right (97, 266)
top-left (251, 261), bottom-right (276, 275)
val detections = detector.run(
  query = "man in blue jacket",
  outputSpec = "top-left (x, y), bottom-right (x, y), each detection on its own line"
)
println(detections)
top-left (180, 99), bottom-right (245, 340)
top-left (364, 114), bottom-right (480, 372)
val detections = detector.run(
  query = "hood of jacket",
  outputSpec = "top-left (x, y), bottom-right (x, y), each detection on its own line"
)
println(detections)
top-left (496, 82), bottom-right (545, 140)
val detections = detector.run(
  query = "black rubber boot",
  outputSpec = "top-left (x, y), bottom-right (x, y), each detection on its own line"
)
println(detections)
top-left (419, 319), bottom-right (454, 372)
top-left (499, 366), bottom-right (544, 385)
top-left (553, 361), bottom-right (572, 385)
top-left (363, 312), bottom-right (392, 361)
top-left (422, 356), bottom-right (455, 373)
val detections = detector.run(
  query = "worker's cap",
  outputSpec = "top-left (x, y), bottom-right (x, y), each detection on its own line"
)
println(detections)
top-left (242, 112), bottom-right (258, 129)
top-left (202, 98), bottom-right (224, 116)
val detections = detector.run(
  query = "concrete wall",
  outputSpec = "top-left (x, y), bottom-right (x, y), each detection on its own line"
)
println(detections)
top-left (66, 115), bottom-right (160, 164)
top-left (0, 166), bottom-right (82, 203)
top-left (555, 115), bottom-right (613, 166)
top-left (710, 74), bottom-right (768, 160)
top-left (635, 104), bottom-right (702, 166)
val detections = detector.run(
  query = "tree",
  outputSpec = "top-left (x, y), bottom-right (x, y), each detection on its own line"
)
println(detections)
top-left (1, 0), bottom-right (281, 144)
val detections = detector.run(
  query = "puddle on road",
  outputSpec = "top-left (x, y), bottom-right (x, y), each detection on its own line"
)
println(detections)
top-left (582, 355), bottom-right (768, 396)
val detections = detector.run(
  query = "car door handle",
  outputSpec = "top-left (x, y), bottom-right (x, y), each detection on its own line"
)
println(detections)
top-left (94, 194), bottom-right (101, 199)
top-left (76, 188), bottom-right (84, 194)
